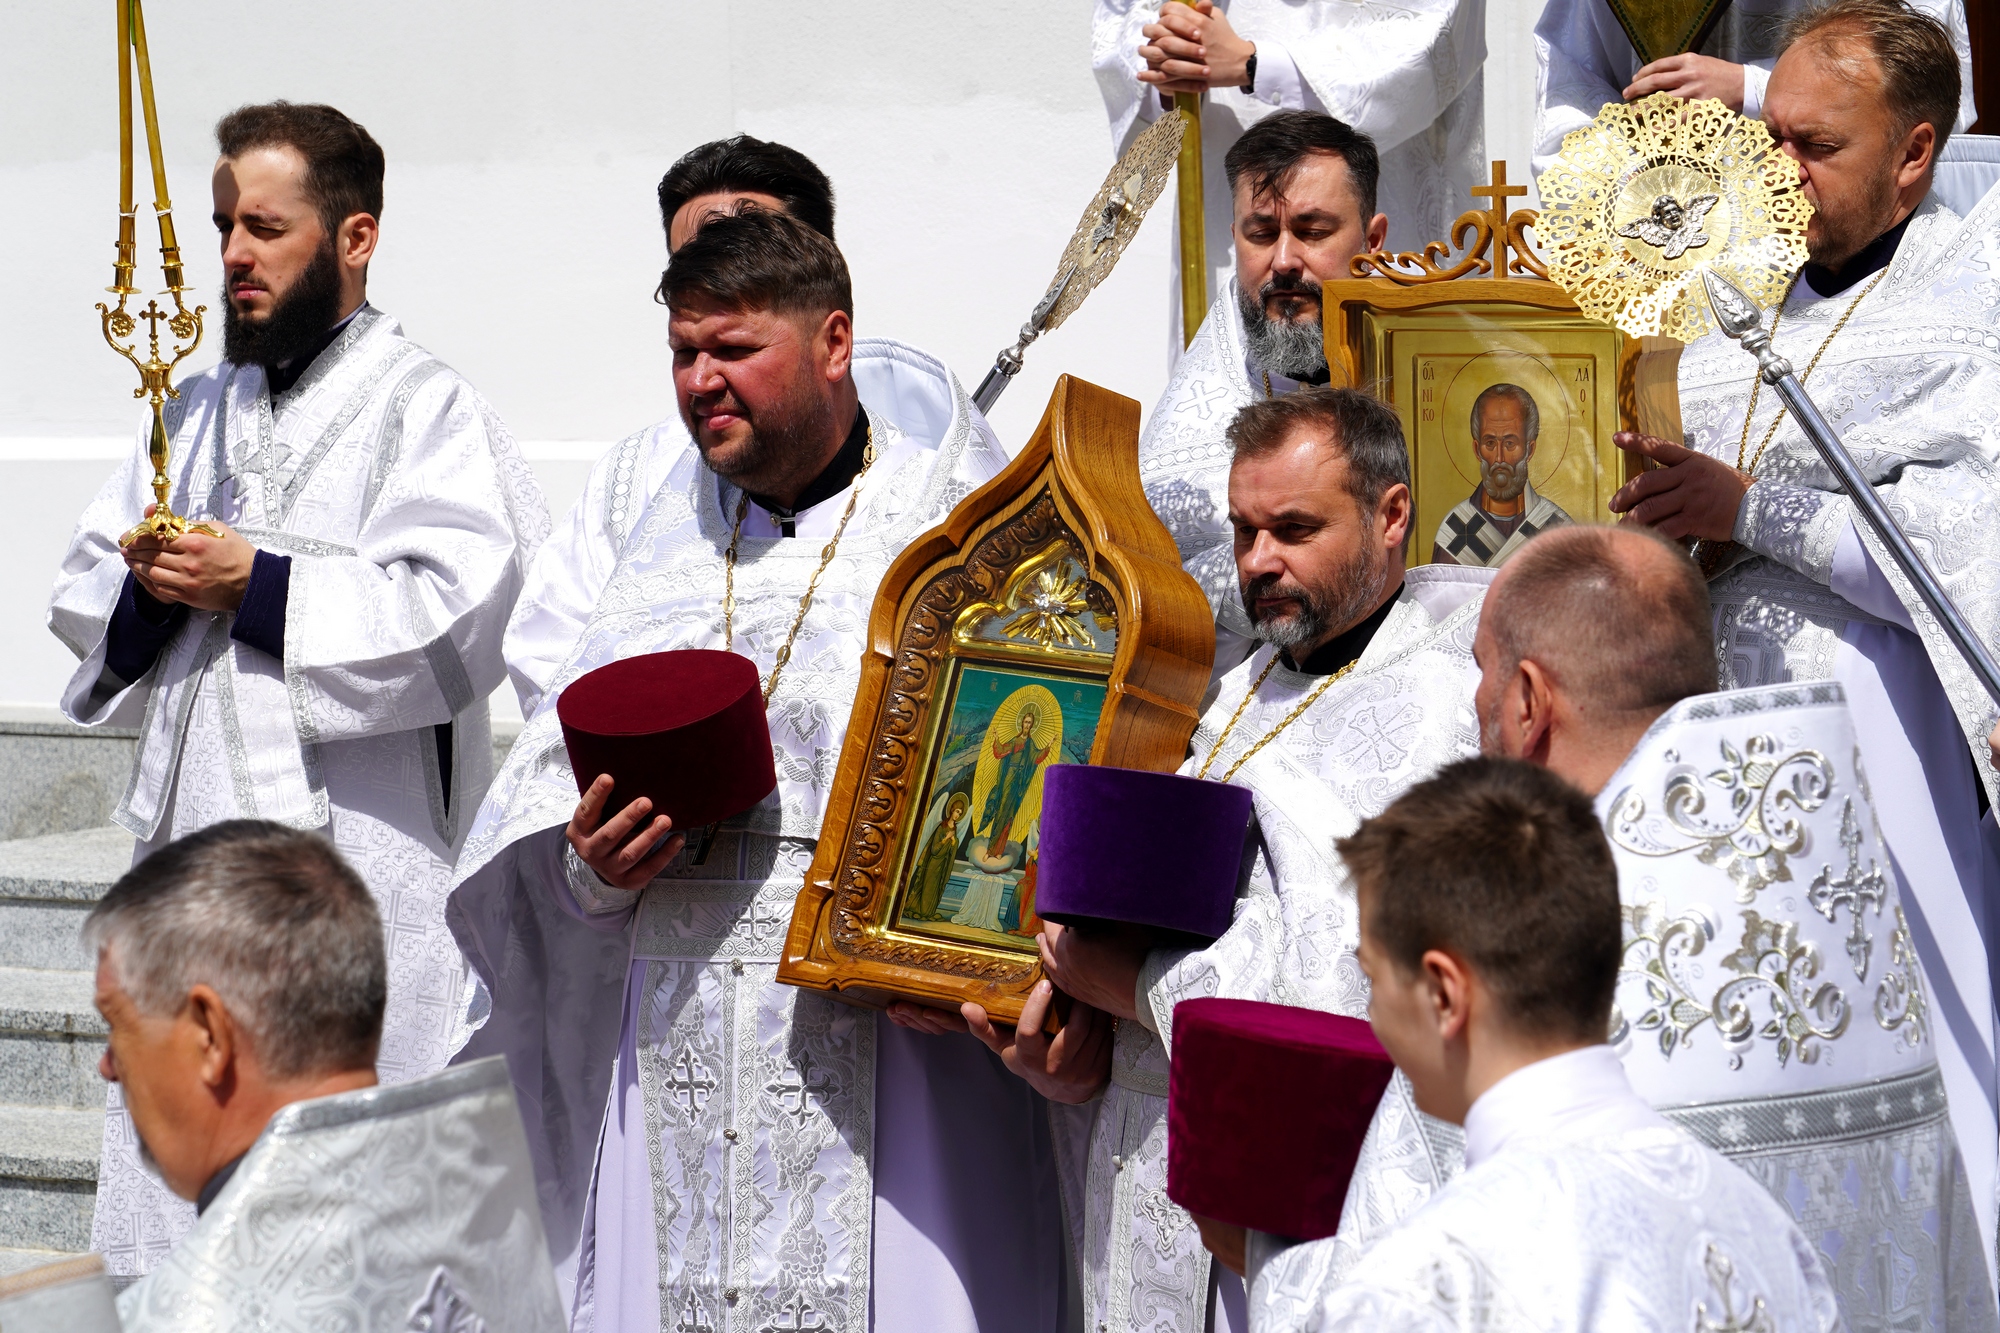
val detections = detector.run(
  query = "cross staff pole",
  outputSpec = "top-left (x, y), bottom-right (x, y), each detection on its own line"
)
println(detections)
top-left (1702, 269), bottom-right (2000, 708)
top-left (1167, 0), bottom-right (1208, 347)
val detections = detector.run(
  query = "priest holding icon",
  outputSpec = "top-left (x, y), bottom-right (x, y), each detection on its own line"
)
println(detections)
top-left (443, 207), bottom-right (1071, 1333)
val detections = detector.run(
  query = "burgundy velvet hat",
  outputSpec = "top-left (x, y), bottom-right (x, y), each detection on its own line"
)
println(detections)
top-left (556, 649), bottom-right (777, 829)
top-left (1035, 765), bottom-right (1251, 942)
top-left (1167, 998), bottom-right (1396, 1242)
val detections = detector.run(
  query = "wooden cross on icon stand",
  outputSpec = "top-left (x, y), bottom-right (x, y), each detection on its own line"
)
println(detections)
top-left (1470, 162), bottom-right (1530, 280)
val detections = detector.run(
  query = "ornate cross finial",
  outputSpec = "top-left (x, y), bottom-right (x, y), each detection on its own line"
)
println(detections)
top-left (1350, 159), bottom-right (1547, 285)
top-left (1470, 161), bottom-right (1528, 278)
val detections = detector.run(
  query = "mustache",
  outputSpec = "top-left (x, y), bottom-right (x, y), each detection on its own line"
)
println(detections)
top-left (1258, 273), bottom-right (1320, 304)
top-left (1243, 572), bottom-right (1314, 614)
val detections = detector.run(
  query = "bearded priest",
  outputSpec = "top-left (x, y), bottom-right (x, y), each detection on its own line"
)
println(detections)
top-left (505, 135), bottom-right (840, 719)
top-left (47, 101), bottom-right (547, 1280)
top-left (445, 210), bottom-right (1067, 1333)
top-left (1609, 0), bottom-right (2000, 1271)
top-left (1032, 388), bottom-right (1488, 1333)
top-left (1092, 0), bottom-right (1484, 299)
top-left (1139, 112), bottom-right (1389, 685)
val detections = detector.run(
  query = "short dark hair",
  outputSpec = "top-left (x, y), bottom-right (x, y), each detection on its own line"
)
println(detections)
top-left (1471, 383), bottom-right (1540, 445)
top-left (658, 208), bottom-right (853, 325)
top-left (1223, 111), bottom-right (1381, 220)
top-left (82, 820), bottom-right (386, 1079)
top-left (1485, 525), bottom-right (1717, 721)
top-left (1226, 385), bottom-right (1411, 510)
top-left (1782, 0), bottom-right (1961, 157)
top-left (215, 102), bottom-right (384, 238)
top-left (1339, 757), bottom-right (1621, 1043)
top-left (657, 136), bottom-right (836, 244)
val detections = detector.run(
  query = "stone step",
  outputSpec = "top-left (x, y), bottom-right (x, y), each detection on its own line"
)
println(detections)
top-left (0, 967), bottom-right (105, 1110)
top-left (0, 712), bottom-right (137, 843)
top-left (0, 827), bottom-right (130, 973)
top-left (0, 1104), bottom-right (101, 1255)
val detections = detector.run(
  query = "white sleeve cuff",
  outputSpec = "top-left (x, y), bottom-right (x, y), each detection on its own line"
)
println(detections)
top-left (562, 843), bottom-right (645, 917)
top-left (1249, 39), bottom-right (1310, 110)
top-left (1740, 61), bottom-right (1772, 119)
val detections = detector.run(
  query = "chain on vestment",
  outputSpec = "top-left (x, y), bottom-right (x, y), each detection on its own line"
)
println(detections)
top-left (723, 425), bottom-right (875, 704)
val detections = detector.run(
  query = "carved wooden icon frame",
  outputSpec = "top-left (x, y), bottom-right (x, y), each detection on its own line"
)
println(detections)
top-left (778, 376), bottom-right (1215, 1023)
top-left (1323, 162), bottom-right (1674, 572)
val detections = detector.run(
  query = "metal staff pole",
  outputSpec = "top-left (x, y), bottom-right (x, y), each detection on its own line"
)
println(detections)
top-left (1702, 269), bottom-right (2000, 708)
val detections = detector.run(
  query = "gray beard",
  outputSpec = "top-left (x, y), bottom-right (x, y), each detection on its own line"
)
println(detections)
top-left (1237, 284), bottom-right (1328, 380)
top-left (1479, 460), bottom-right (1528, 504)
top-left (1242, 540), bottom-right (1385, 651)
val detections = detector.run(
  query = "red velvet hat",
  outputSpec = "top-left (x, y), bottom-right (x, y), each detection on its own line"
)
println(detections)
top-left (1035, 765), bottom-right (1251, 942)
top-left (556, 650), bottom-right (777, 829)
top-left (1167, 998), bottom-right (1396, 1242)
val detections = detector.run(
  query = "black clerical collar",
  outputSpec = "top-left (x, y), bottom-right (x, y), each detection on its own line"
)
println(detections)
top-left (1261, 361), bottom-right (1334, 389)
top-left (1280, 584), bottom-right (1402, 676)
top-left (1802, 215), bottom-right (1911, 298)
top-left (749, 405), bottom-right (871, 538)
top-left (195, 1151), bottom-right (247, 1216)
top-left (267, 304), bottom-right (364, 397)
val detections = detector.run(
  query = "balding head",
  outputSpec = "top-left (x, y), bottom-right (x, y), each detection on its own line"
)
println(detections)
top-left (1475, 526), bottom-right (1717, 794)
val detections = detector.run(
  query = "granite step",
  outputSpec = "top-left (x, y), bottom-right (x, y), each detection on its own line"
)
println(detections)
top-left (0, 1246), bottom-right (80, 1279)
top-left (0, 826), bottom-right (130, 973)
top-left (0, 1104), bottom-right (101, 1254)
top-left (0, 967), bottom-right (105, 1110)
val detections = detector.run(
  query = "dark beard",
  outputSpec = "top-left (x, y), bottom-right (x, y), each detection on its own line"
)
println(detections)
top-left (686, 359), bottom-right (838, 495)
top-left (222, 241), bottom-right (344, 368)
top-left (1240, 538), bottom-right (1385, 651)
top-left (1807, 170), bottom-right (1899, 271)
top-left (1237, 273), bottom-right (1327, 380)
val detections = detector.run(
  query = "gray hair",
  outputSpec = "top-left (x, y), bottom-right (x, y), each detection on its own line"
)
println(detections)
top-left (1225, 385), bottom-right (1412, 510)
top-left (82, 820), bottom-right (385, 1079)
top-left (1470, 383), bottom-right (1540, 447)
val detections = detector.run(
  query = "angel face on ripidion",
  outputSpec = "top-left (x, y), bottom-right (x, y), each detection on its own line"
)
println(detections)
top-left (1621, 193), bottom-right (1721, 261)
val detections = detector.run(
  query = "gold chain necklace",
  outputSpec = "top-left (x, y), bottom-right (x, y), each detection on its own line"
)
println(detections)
top-left (1734, 270), bottom-right (1885, 477)
top-left (722, 426), bottom-right (875, 704)
top-left (1261, 367), bottom-right (1274, 400)
top-left (1195, 650), bottom-right (1360, 784)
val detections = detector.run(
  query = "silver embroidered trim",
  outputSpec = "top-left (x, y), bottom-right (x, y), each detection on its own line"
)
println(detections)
top-left (362, 357), bottom-right (448, 525)
top-left (562, 843), bottom-right (643, 917)
top-left (233, 526), bottom-right (360, 558)
top-left (398, 569), bottom-right (476, 715)
top-left (604, 429), bottom-right (648, 551)
top-left (279, 549), bottom-right (332, 830)
top-left (270, 304), bottom-right (385, 407)
top-left (1109, 1062), bottom-right (1169, 1099)
top-left (1659, 1063), bottom-right (1947, 1155)
top-left (112, 617), bottom-right (227, 840)
top-left (272, 341), bottom-right (420, 523)
top-left (210, 646), bottom-right (261, 817)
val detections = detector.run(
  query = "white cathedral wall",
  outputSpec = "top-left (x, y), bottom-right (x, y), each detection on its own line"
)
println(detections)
top-left (0, 0), bottom-right (1543, 723)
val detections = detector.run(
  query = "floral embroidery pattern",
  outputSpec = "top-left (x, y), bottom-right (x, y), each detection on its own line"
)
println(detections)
top-left (1874, 906), bottom-right (1931, 1051)
top-left (1606, 736), bottom-right (1833, 902)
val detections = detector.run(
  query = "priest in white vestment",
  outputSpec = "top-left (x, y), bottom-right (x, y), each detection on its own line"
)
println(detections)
top-left (47, 103), bottom-right (545, 1280)
top-left (506, 134), bottom-right (844, 718)
top-left (79, 821), bottom-right (564, 1332)
top-left (1138, 114), bottom-right (1390, 683)
top-left (447, 209), bottom-right (1066, 1333)
top-left (1472, 525), bottom-right (1997, 1329)
top-left (1092, 0), bottom-right (1484, 318)
top-left (1532, 0), bottom-right (1973, 176)
top-left (1249, 757), bottom-right (1841, 1333)
top-left (1612, 5), bottom-right (2000, 1273)
top-left (1038, 388), bottom-right (1488, 1333)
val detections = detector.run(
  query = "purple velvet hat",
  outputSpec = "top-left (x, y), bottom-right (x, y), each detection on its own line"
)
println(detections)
top-left (1035, 765), bottom-right (1251, 941)
top-left (1167, 998), bottom-right (1395, 1241)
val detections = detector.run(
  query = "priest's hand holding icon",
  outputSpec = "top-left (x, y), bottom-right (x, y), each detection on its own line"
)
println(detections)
top-left (1622, 54), bottom-right (1747, 112)
top-left (1138, 0), bottom-right (1255, 96)
top-left (121, 506), bottom-right (258, 612)
top-left (1038, 920), bottom-right (1149, 1023)
top-left (567, 774), bottom-right (686, 891)
top-left (1608, 432), bottom-right (1754, 541)
top-left (961, 981), bottom-right (1113, 1105)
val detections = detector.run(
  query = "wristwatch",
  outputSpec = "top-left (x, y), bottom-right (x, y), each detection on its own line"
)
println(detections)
top-left (1242, 48), bottom-right (1258, 94)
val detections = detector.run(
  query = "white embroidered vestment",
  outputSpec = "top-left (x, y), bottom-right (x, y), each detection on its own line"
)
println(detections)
top-left (47, 305), bottom-right (547, 1277)
top-left (448, 342), bottom-right (1066, 1333)
top-left (1053, 567), bottom-right (1489, 1333)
